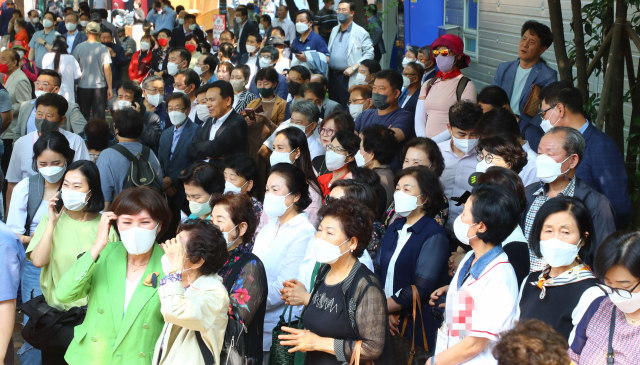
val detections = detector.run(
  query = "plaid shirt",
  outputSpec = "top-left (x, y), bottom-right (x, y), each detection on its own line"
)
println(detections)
top-left (524, 178), bottom-right (576, 271)
top-left (122, 36), bottom-right (137, 56)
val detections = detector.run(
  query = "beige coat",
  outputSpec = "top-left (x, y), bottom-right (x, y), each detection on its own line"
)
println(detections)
top-left (153, 273), bottom-right (229, 365)
top-left (2, 69), bottom-right (32, 140)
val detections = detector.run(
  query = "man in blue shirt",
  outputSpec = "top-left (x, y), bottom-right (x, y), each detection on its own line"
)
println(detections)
top-left (354, 69), bottom-right (414, 171)
top-left (0, 220), bottom-right (25, 365)
top-left (291, 9), bottom-right (329, 74)
top-left (146, 0), bottom-right (177, 35)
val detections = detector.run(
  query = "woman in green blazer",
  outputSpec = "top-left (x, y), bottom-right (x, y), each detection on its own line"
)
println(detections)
top-left (56, 187), bottom-right (173, 365)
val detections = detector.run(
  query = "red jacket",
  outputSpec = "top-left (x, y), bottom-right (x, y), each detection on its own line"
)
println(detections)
top-left (129, 50), bottom-right (152, 83)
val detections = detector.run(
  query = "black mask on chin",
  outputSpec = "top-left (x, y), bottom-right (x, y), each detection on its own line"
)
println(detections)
top-left (35, 118), bottom-right (60, 134)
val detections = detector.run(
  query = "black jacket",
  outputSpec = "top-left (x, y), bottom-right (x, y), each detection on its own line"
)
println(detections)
top-left (169, 25), bottom-right (206, 48)
top-left (237, 20), bottom-right (258, 54)
top-left (186, 110), bottom-right (248, 167)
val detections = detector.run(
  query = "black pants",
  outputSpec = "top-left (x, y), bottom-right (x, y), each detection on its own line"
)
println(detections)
top-left (328, 70), bottom-right (350, 109)
top-left (77, 87), bottom-right (108, 121)
top-left (374, 45), bottom-right (382, 62)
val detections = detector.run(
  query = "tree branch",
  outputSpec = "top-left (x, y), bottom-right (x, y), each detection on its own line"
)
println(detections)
top-left (571, 0), bottom-right (589, 105)
top-left (547, 0), bottom-right (573, 82)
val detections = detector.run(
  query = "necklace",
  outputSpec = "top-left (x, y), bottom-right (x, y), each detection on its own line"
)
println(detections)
top-left (624, 313), bottom-right (640, 325)
top-left (128, 258), bottom-right (150, 273)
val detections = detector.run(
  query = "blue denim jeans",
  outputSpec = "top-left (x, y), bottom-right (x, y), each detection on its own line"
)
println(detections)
top-left (18, 261), bottom-right (43, 365)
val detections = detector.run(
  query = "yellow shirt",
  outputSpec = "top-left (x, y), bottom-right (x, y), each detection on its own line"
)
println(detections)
top-left (27, 211), bottom-right (120, 311)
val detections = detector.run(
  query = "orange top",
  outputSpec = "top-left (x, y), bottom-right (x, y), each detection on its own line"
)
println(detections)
top-left (14, 29), bottom-right (30, 54)
top-left (317, 171), bottom-right (350, 197)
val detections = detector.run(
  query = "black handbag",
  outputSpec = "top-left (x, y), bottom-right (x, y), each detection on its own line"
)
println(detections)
top-left (390, 286), bottom-right (432, 365)
top-left (21, 295), bottom-right (87, 354)
top-left (268, 305), bottom-right (298, 365)
top-left (219, 308), bottom-right (248, 365)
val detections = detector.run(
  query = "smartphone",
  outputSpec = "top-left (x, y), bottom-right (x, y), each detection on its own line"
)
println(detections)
top-left (54, 196), bottom-right (64, 214)
top-left (433, 295), bottom-right (446, 307)
top-left (244, 108), bottom-right (256, 120)
top-left (291, 46), bottom-right (300, 55)
top-left (255, 105), bottom-right (264, 114)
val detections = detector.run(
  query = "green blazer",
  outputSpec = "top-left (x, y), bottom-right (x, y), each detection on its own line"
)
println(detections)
top-left (56, 242), bottom-right (166, 365)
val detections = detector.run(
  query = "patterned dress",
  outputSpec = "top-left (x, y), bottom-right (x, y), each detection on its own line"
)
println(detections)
top-left (232, 90), bottom-right (259, 115)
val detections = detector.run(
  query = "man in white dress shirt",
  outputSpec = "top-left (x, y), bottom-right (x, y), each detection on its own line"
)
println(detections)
top-left (273, 5), bottom-right (296, 44)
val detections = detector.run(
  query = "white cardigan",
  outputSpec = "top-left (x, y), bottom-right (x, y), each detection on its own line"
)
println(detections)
top-left (153, 273), bottom-right (230, 365)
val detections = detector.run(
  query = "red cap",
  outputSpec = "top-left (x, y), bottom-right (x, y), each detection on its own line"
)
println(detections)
top-left (429, 34), bottom-right (470, 69)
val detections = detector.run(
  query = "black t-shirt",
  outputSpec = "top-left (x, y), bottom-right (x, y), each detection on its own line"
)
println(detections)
top-left (303, 279), bottom-right (354, 365)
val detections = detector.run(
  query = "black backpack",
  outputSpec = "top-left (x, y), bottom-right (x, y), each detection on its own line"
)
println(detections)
top-left (110, 144), bottom-right (164, 194)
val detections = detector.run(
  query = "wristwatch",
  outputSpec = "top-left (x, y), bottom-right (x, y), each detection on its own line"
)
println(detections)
top-left (351, 64), bottom-right (358, 71)
top-left (431, 357), bottom-right (437, 365)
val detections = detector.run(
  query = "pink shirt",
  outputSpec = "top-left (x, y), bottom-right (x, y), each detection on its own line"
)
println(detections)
top-left (415, 74), bottom-right (477, 139)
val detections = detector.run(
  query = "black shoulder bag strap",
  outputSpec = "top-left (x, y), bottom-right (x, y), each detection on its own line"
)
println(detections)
top-left (25, 174), bottom-right (45, 235)
top-left (607, 306), bottom-right (616, 365)
top-left (110, 143), bottom-right (137, 162)
top-left (195, 331), bottom-right (215, 365)
top-left (456, 76), bottom-right (471, 101)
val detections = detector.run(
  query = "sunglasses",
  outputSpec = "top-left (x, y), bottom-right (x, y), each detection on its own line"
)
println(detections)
top-left (432, 49), bottom-right (451, 57)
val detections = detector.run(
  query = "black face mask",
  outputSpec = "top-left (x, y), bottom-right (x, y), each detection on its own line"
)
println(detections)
top-left (371, 92), bottom-right (391, 110)
top-left (287, 81), bottom-right (301, 97)
top-left (35, 118), bottom-right (60, 134)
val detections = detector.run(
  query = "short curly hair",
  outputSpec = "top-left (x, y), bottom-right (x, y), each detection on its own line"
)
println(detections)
top-left (493, 319), bottom-right (570, 365)
top-left (361, 124), bottom-right (398, 165)
top-left (476, 133), bottom-right (528, 173)
top-left (401, 137), bottom-right (445, 177)
top-left (317, 198), bottom-right (374, 258)
top-left (395, 166), bottom-right (446, 218)
top-left (209, 193), bottom-right (258, 244)
top-left (177, 219), bottom-right (228, 276)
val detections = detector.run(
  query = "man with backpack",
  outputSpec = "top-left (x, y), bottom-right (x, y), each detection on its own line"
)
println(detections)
top-left (96, 108), bottom-right (164, 210)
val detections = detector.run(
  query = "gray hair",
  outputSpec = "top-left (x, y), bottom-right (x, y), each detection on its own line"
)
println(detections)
top-left (290, 100), bottom-right (320, 125)
top-left (141, 75), bottom-right (163, 89)
top-left (548, 126), bottom-right (585, 163)
top-left (65, 12), bottom-right (78, 22)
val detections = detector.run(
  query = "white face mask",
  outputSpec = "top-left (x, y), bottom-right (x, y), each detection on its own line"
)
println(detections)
top-left (33, 17), bottom-right (41, 23)
top-left (325, 150), bottom-right (348, 171)
top-left (270, 150), bottom-right (295, 166)
top-left (536, 154), bottom-right (571, 184)
top-left (354, 150), bottom-right (371, 167)
top-left (453, 215), bottom-right (478, 245)
top-left (65, 22), bottom-right (77, 31)
top-left (189, 23), bottom-right (197, 31)
top-left (39, 164), bottom-right (66, 183)
top-left (173, 87), bottom-right (186, 95)
top-left (609, 290), bottom-right (640, 314)
top-left (169, 111), bottom-right (187, 126)
top-left (189, 195), bottom-right (212, 217)
top-left (259, 57), bottom-right (272, 69)
top-left (349, 103), bottom-right (364, 119)
top-left (540, 106), bottom-right (559, 133)
top-left (355, 73), bottom-right (367, 85)
top-left (80, 20), bottom-right (89, 27)
top-left (224, 180), bottom-right (247, 195)
top-left (314, 238), bottom-right (350, 264)
top-left (394, 191), bottom-right (423, 217)
top-left (263, 192), bottom-right (293, 218)
top-left (417, 61), bottom-right (426, 69)
top-left (193, 65), bottom-right (205, 75)
top-left (35, 90), bottom-right (47, 98)
top-left (401, 57), bottom-right (414, 68)
top-left (246, 45), bottom-right (257, 54)
top-left (290, 123), bottom-right (308, 135)
top-left (196, 104), bottom-right (210, 121)
top-left (43, 19), bottom-right (54, 28)
top-left (539, 238), bottom-right (580, 267)
top-left (402, 75), bottom-right (411, 88)
top-left (140, 41), bottom-right (151, 51)
top-left (146, 92), bottom-right (162, 107)
top-left (119, 222), bottom-right (159, 255)
top-left (230, 79), bottom-right (246, 92)
top-left (222, 224), bottom-right (240, 248)
top-left (259, 24), bottom-right (265, 30)
top-left (179, 18), bottom-right (185, 25)
top-left (475, 160), bottom-right (508, 173)
top-left (17, 50), bottom-right (24, 58)
top-left (451, 135), bottom-right (478, 154)
top-left (61, 189), bottom-right (91, 211)
top-left (116, 100), bottom-right (132, 110)
top-left (167, 62), bottom-right (180, 76)
top-left (296, 22), bottom-right (309, 33)
top-left (235, 17), bottom-right (242, 24)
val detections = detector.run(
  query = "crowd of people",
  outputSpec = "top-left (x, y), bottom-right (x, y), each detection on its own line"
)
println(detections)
top-left (0, 1), bottom-right (638, 365)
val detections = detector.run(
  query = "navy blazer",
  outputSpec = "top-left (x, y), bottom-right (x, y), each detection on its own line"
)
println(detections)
top-left (237, 20), bottom-right (258, 54)
top-left (493, 59), bottom-right (557, 151)
top-left (249, 71), bottom-right (288, 100)
top-left (108, 43), bottom-right (128, 90)
top-left (169, 25), bottom-right (206, 48)
top-left (186, 110), bottom-right (248, 167)
top-left (401, 90), bottom-right (420, 116)
top-left (576, 123), bottom-right (632, 229)
top-left (158, 119), bottom-right (198, 185)
top-left (64, 31), bottom-right (88, 53)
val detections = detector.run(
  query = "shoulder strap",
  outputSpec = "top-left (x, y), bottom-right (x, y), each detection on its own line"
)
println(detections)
top-left (195, 331), bottom-right (215, 365)
top-left (141, 145), bottom-right (151, 161)
top-left (423, 77), bottom-right (437, 99)
top-left (456, 76), bottom-right (471, 101)
top-left (607, 306), bottom-right (616, 365)
top-left (521, 122), bottom-right (533, 141)
top-left (25, 174), bottom-right (45, 235)
top-left (110, 144), bottom-right (137, 162)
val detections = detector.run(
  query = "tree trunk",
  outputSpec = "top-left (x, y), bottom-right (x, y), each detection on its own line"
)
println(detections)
top-left (353, 0), bottom-right (366, 28)
top-left (284, 0), bottom-right (300, 22)
top-left (308, 0), bottom-right (319, 13)
top-left (547, 0), bottom-right (573, 82)
top-left (627, 35), bottom-right (640, 229)
top-left (602, 4), bottom-right (614, 75)
top-left (605, 0), bottom-right (627, 152)
top-left (571, 0), bottom-right (589, 105)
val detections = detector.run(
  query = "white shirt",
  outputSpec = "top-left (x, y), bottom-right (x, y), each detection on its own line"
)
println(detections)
top-left (502, 225), bottom-right (527, 246)
top-left (510, 65), bottom-right (533, 116)
top-left (438, 139), bottom-right (478, 232)
top-left (262, 119), bottom-right (326, 160)
top-left (6, 177), bottom-right (49, 235)
top-left (520, 141), bottom-right (538, 186)
top-left (6, 129), bottom-right (91, 183)
top-left (273, 17), bottom-right (296, 44)
top-left (208, 108), bottom-right (233, 140)
top-left (42, 53), bottom-right (82, 104)
top-left (435, 251), bottom-right (519, 364)
top-left (274, 58), bottom-right (290, 74)
top-left (124, 276), bottom-right (142, 314)
top-left (384, 223), bottom-right (412, 298)
top-left (252, 212), bottom-right (316, 351)
top-left (188, 99), bottom-right (197, 123)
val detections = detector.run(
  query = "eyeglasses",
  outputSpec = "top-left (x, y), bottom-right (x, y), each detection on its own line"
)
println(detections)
top-left (326, 144), bottom-right (347, 154)
top-left (318, 127), bottom-right (336, 137)
top-left (476, 153), bottom-right (504, 164)
top-left (167, 107), bottom-right (186, 112)
top-left (432, 48), bottom-right (451, 57)
top-left (539, 105), bottom-right (556, 120)
top-left (145, 88), bottom-right (164, 94)
top-left (596, 282), bottom-right (640, 299)
top-left (35, 81), bottom-right (52, 88)
top-left (347, 98), bottom-right (365, 107)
